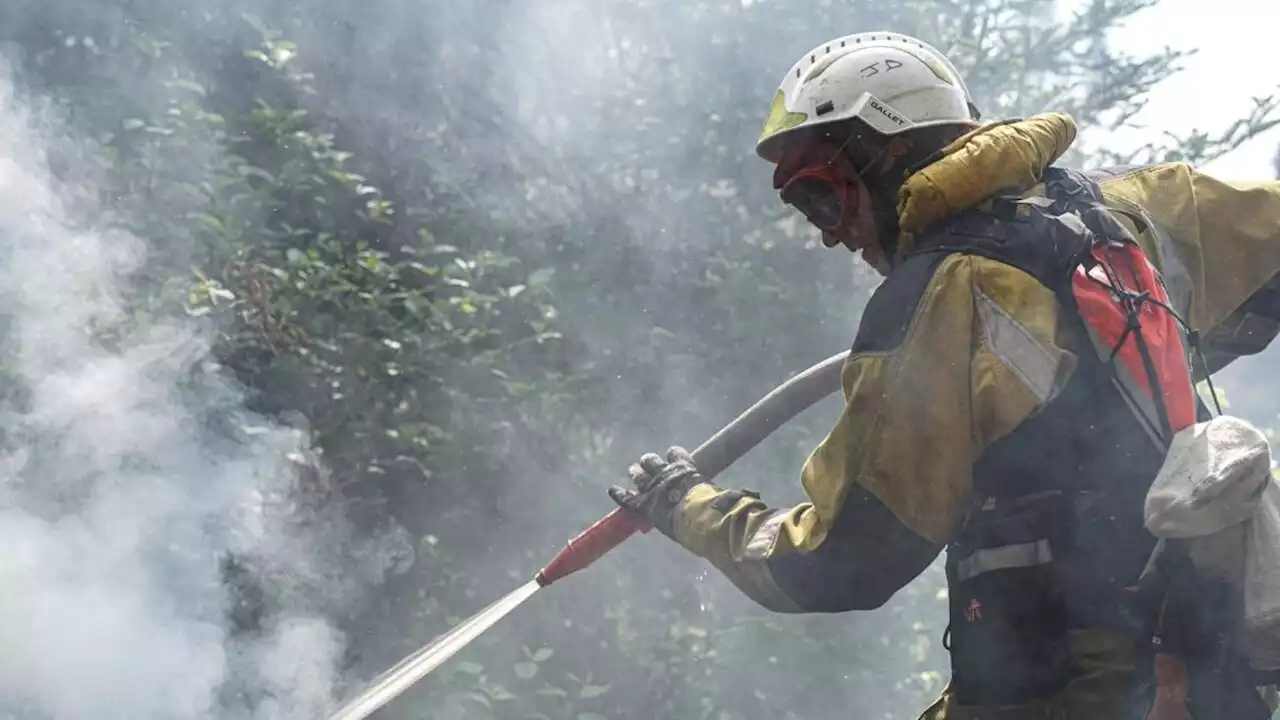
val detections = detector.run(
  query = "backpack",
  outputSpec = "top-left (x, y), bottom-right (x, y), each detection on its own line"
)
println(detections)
top-left (1037, 168), bottom-right (1279, 718)
top-left (922, 166), bottom-right (1276, 717)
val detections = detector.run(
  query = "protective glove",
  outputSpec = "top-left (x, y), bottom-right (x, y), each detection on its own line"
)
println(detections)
top-left (608, 445), bottom-right (706, 539)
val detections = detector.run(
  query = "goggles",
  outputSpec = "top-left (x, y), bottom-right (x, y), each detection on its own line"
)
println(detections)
top-left (775, 133), bottom-right (876, 233)
top-left (778, 164), bottom-right (859, 232)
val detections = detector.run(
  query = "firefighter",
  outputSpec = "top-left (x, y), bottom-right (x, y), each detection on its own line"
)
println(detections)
top-left (609, 31), bottom-right (1280, 719)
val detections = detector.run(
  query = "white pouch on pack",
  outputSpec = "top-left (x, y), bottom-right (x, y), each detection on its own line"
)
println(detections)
top-left (1144, 416), bottom-right (1270, 538)
top-left (1143, 414), bottom-right (1280, 669)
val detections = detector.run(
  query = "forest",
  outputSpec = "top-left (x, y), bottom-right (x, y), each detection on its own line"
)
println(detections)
top-left (0, 0), bottom-right (1277, 718)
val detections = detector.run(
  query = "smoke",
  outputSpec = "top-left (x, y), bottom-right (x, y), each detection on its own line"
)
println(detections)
top-left (0, 2), bottom-right (1248, 719)
top-left (0, 61), bottom-right (403, 718)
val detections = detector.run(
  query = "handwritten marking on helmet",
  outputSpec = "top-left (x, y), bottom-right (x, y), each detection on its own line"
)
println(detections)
top-left (859, 58), bottom-right (903, 77)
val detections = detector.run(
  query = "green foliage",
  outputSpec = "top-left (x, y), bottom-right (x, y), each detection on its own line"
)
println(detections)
top-left (5, 1), bottom-right (1279, 718)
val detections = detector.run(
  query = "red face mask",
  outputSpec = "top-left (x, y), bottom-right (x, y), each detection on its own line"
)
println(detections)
top-left (774, 136), bottom-right (869, 234)
top-left (778, 163), bottom-right (860, 232)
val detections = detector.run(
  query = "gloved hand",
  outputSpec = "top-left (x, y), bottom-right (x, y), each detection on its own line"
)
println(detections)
top-left (608, 445), bottom-right (706, 539)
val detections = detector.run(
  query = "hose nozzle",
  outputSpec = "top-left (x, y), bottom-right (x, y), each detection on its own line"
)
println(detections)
top-left (535, 508), bottom-right (650, 586)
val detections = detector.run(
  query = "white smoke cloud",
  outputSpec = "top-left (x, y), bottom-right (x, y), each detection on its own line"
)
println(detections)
top-left (0, 61), bottom-right (404, 719)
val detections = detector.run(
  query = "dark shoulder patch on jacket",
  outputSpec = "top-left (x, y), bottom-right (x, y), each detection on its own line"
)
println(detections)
top-left (1202, 270), bottom-right (1280, 373)
top-left (851, 251), bottom-right (950, 354)
top-left (766, 484), bottom-right (941, 611)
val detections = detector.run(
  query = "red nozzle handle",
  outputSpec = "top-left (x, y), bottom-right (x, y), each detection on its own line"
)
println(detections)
top-left (535, 507), bottom-right (651, 586)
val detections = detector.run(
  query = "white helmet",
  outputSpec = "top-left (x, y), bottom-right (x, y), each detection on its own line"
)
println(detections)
top-left (756, 32), bottom-right (979, 163)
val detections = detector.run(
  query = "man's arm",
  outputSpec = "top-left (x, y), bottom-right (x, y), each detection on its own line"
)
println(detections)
top-left (668, 254), bottom-right (1079, 612)
top-left (1097, 165), bottom-right (1280, 371)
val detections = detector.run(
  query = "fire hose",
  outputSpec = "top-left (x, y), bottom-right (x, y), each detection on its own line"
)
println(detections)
top-left (534, 348), bottom-right (850, 585)
top-left (327, 349), bottom-right (849, 720)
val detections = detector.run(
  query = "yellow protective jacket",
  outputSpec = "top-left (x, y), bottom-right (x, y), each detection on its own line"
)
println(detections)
top-left (668, 113), bottom-right (1280, 716)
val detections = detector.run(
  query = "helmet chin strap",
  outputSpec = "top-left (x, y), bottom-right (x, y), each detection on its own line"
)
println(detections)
top-left (867, 184), bottom-right (902, 265)
top-left (842, 132), bottom-right (908, 267)
top-left (848, 126), bottom-right (976, 269)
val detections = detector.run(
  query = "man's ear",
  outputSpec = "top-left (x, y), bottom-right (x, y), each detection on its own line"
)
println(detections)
top-left (876, 136), bottom-right (915, 177)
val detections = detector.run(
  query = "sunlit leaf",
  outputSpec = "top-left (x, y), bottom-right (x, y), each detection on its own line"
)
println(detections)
top-left (535, 685), bottom-right (569, 698)
top-left (486, 684), bottom-right (517, 702)
top-left (528, 267), bottom-right (555, 285)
